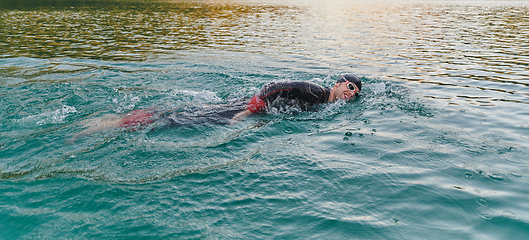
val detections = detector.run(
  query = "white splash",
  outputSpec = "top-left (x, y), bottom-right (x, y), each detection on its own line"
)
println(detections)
top-left (18, 105), bottom-right (77, 125)
top-left (171, 89), bottom-right (222, 103)
top-left (114, 94), bottom-right (142, 113)
top-left (311, 77), bottom-right (325, 83)
top-left (370, 82), bottom-right (388, 95)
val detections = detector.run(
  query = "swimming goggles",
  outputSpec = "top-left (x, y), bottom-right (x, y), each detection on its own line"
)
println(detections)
top-left (345, 80), bottom-right (359, 94)
top-left (338, 76), bottom-right (359, 95)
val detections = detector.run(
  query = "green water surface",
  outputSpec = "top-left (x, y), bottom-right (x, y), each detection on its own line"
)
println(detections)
top-left (1, 0), bottom-right (528, 239)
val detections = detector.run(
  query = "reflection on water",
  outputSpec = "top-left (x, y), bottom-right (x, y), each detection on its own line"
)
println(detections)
top-left (392, 4), bottom-right (529, 87)
top-left (0, 0), bottom-right (302, 60)
top-left (2, 1), bottom-right (528, 80)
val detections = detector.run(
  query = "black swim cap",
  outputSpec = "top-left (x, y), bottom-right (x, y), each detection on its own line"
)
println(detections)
top-left (337, 74), bottom-right (362, 93)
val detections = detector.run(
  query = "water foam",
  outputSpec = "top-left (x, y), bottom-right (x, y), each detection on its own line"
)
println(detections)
top-left (171, 88), bottom-right (222, 103)
top-left (113, 95), bottom-right (141, 113)
top-left (17, 105), bottom-right (77, 125)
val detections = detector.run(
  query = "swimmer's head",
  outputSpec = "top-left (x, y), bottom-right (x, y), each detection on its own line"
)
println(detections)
top-left (329, 74), bottom-right (362, 102)
top-left (336, 74), bottom-right (362, 96)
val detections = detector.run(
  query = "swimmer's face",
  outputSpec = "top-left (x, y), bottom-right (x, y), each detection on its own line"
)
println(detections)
top-left (334, 81), bottom-right (359, 101)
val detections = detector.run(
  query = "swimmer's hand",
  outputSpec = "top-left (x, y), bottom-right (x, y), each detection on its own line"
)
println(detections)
top-left (229, 110), bottom-right (253, 126)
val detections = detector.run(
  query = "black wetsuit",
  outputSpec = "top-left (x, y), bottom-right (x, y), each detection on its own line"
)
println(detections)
top-left (136, 82), bottom-right (330, 129)
top-left (247, 81), bottom-right (330, 113)
top-left (155, 98), bottom-right (249, 128)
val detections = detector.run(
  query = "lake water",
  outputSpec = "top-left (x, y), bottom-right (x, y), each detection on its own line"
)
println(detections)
top-left (1, 0), bottom-right (528, 238)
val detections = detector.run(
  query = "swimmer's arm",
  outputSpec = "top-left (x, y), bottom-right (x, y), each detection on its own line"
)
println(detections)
top-left (229, 110), bottom-right (253, 125)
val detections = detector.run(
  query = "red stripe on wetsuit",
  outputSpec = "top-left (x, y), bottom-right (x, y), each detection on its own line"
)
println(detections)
top-left (247, 95), bottom-right (267, 113)
top-left (120, 109), bottom-right (154, 130)
top-left (247, 83), bottom-right (294, 113)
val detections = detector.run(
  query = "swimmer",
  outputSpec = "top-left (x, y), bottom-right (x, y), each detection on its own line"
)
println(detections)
top-left (70, 74), bottom-right (361, 142)
top-left (230, 73), bottom-right (361, 124)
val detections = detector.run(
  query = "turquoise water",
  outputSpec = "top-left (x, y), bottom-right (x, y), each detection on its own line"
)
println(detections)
top-left (1, 0), bottom-right (529, 238)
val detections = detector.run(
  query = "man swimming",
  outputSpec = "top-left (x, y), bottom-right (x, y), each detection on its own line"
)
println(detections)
top-left (230, 73), bottom-right (361, 123)
top-left (71, 74), bottom-right (361, 141)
